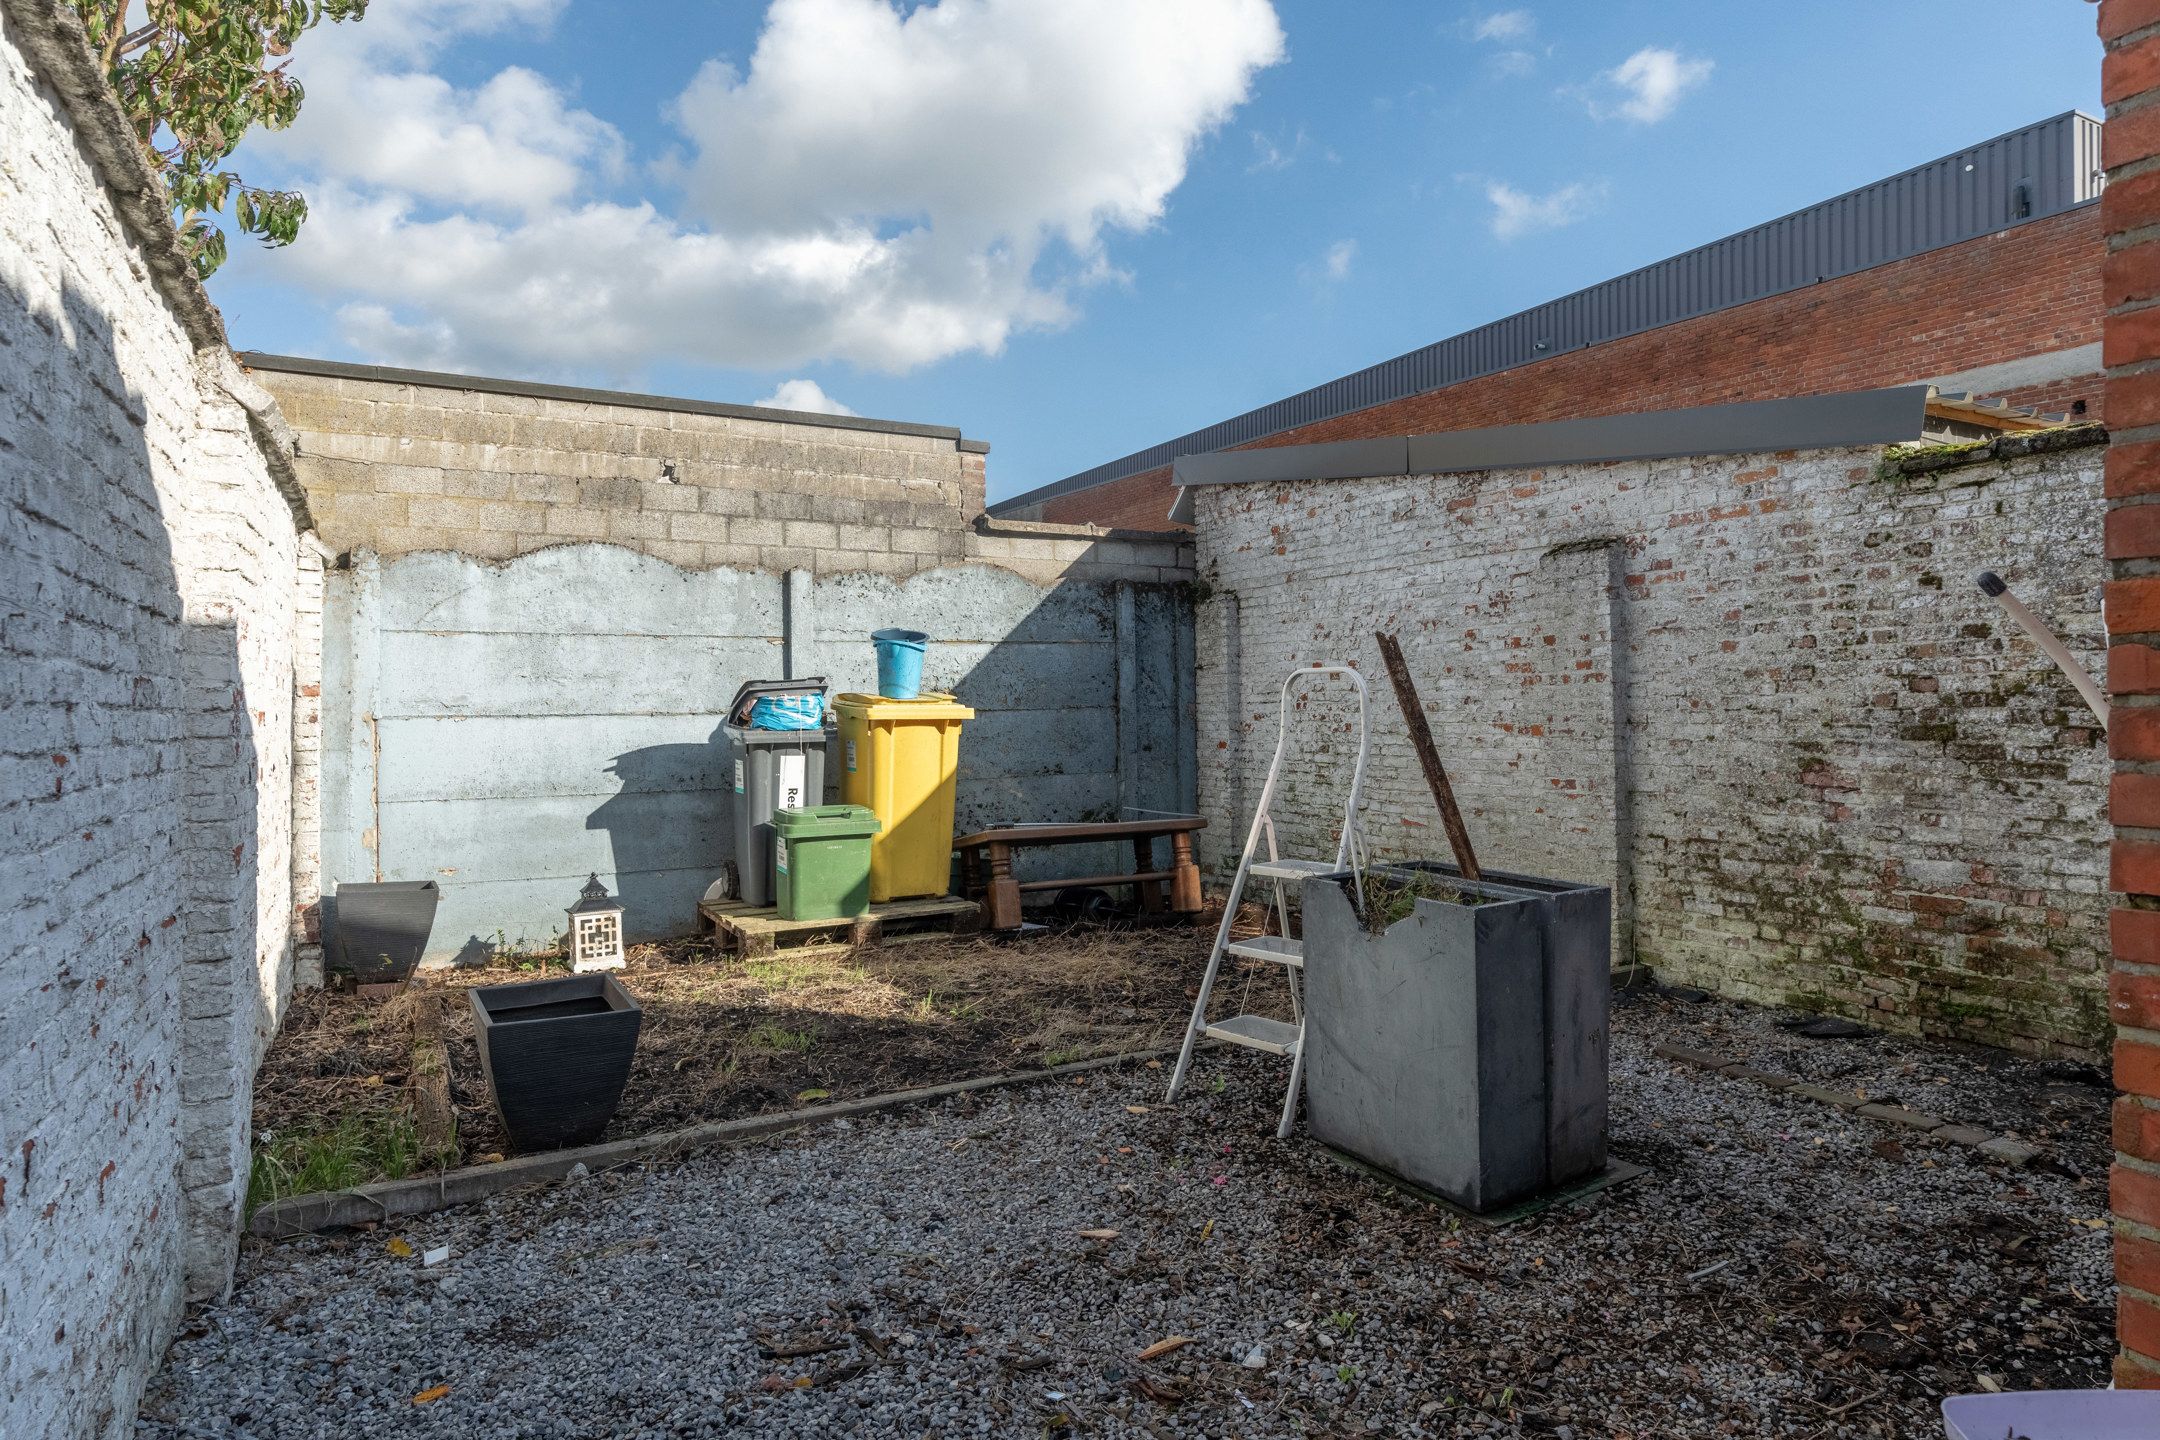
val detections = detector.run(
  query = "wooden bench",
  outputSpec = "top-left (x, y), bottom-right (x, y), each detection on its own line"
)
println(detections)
top-left (953, 818), bottom-right (1207, 931)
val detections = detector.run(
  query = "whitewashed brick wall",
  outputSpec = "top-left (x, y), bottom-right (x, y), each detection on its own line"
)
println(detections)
top-left (1194, 439), bottom-right (2109, 1057)
top-left (1, 12), bottom-right (313, 1438)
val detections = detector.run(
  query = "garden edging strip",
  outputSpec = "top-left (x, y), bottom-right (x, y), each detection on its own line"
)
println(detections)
top-left (1650, 1040), bottom-right (2046, 1166)
top-left (248, 1044), bottom-right (1186, 1238)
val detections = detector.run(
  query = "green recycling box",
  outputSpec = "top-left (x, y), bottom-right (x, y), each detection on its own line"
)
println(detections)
top-left (772, 804), bottom-right (882, 921)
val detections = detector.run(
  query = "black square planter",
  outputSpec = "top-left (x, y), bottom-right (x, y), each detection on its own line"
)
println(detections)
top-left (470, 974), bottom-right (642, 1153)
top-left (329, 880), bottom-right (440, 986)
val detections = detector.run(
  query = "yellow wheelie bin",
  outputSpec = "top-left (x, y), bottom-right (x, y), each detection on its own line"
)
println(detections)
top-left (834, 692), bottom-right (974, 901)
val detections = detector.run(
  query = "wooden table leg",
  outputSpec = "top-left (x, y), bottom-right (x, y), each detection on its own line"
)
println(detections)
top-left (985, 842), bottom-right (1024, 931)
top-left (1133, 834), bottom-right (1167, 915)
top-left (1170, 831), bottom-right (1204, 916)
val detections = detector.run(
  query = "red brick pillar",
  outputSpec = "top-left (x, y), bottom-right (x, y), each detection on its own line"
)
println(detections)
top-left (2105, 0), bottom-right (2160, 1389)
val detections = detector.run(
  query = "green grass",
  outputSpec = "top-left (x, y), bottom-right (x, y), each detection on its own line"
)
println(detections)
top-left (914, 989), bottom-right (983, 1022)
top-left (744, 957), bottom-right (830, 991)
top-left (743, 1021), bottom-right (817, 1053)
top-left (1327, 1309), bottom-right (1357, 1336)
top-left (246, 1110), bottom-right (445, 1217)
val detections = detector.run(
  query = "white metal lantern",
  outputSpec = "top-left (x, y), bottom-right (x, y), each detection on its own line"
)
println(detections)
top-left (567, 873), bottom-right (625, 973)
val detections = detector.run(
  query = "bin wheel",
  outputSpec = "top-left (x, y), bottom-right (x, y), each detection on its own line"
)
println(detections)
top-left (1051, 886), bottom-right (1121, 926)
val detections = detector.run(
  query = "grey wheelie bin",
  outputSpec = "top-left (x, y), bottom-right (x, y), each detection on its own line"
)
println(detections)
top-left (722, 678), bottom-right (834, 907)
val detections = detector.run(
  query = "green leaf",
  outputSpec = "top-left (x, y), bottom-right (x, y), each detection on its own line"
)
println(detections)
top-left (69, 0), bottom-right (368, 276)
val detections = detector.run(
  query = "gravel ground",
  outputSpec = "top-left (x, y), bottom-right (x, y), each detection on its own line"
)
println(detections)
top-left (140, 1000), bottom-right (2118, 1440)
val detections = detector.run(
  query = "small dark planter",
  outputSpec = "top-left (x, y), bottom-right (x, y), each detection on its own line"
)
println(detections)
top-left (1301, 862), bottom-right (1610, 1214)
top-left (470, 974), bottom-right (641, 1153)
top-left (330, 880), bottom-right (440, 986)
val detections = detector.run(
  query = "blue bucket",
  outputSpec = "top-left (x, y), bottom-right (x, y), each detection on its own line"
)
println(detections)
top-left (871, 628), bottom-right (928, 699)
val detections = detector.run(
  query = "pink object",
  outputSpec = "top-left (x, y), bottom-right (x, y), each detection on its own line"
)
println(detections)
top-left (1941, 1390), bottom-right (2160, 1439)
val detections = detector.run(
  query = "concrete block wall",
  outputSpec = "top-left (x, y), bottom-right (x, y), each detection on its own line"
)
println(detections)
top-left (1, 8), bottom-right (312, 1436)
top-left (252, 358), bottom-right (997, 573)
top-left (1193, 434), bottom-right (2109, 1059)
top-left (2099, 0), bottom-right (2160, 1391)
top-left (263, 364), bottom-right (1197, 957)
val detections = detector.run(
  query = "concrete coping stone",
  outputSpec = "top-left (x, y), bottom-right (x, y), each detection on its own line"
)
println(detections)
top-left (235, 351), bottom-right (989, 451)
top-left (974, 515), bottom-right (1193, 546)
top-left (1856, 1102), bottom-right (1946, 1133)
top-left (248, 1044), bottom-right (1183, 1238)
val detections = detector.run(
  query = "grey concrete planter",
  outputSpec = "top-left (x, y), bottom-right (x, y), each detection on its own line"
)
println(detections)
top-left (329, 880), bottom-right (440, 986)
top-left (1301, 862), bottom-right (1610, 1213)
top-left (471, 974), bottom-right (642, 1153)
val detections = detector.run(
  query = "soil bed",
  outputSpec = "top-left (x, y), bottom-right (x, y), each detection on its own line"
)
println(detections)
top-left (251, 920), bottom-right (1252, 1199)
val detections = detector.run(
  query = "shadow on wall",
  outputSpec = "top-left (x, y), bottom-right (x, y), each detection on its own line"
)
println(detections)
top-left (587, 721), bottom-right (736, 940)
top-left (0, 271), bottom-right (257, 1430)
top-left (574, 569), bottom-right (1196, 934)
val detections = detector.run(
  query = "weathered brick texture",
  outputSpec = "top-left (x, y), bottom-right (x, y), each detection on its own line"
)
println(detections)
top-left (2103, 0), bottom-right (2160, 1390)
top-left (1, 11), bottom-right (313, 1437)
top-left (1039, 205), bottom-right (2102, 531)
top-left (1194, 438), bottom-right (2106, 1059)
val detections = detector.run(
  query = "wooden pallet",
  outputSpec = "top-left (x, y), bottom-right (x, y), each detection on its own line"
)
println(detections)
top-left (696, 895), bottom-right (983, 957)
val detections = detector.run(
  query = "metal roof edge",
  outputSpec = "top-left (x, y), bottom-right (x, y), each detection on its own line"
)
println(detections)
top-left (1172, 387), bottom-right (1931, 499)
top-left (1000, 111), bottom-right (2098, 512)
top-left (236, 352), bottom-right (984, 448)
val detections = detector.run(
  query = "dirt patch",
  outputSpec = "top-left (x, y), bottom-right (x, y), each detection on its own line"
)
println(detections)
top-left (252, 919), bottom-right (1283, 1184)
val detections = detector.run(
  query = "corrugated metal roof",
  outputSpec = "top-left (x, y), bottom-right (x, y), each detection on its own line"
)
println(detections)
top-left (996, 111), bottom-right (2103, 515)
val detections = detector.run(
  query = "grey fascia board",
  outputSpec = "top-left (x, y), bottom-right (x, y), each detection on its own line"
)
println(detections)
top-left (1173, 437), bottom-right (1408, 489)
top-left (236, 351), bottom-right (981, 447)
top-left (1402, 387), bottom-right (1929, 475)
top-left (1174, 387), bottom-right (1930, 495)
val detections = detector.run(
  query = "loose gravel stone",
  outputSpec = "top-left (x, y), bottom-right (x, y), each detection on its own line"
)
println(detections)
top-left (135, 997), bottom-right (2116, 1439)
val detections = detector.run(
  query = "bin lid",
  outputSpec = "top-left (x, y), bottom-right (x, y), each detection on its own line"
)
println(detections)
top-left (727, 676), bottom-right (828, 726)
top-left (774, 803), bottom-right (883, 839)
top-left (724, 721), bottom-right (835, 745)
top-left (834, 691), bottom-right (975, 721)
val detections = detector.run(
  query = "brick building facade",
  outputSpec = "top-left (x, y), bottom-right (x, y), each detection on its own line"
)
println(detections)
top-left (1009, 130), bottom-right (2104, 532)
top-left (2102, 0), bottom-right (2160, 1391)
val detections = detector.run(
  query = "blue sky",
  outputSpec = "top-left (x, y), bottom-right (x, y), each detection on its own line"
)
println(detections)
top-left (212, 0), bottom-right (2101, 502)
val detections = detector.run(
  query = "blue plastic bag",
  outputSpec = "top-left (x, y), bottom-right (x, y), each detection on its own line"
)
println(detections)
top-left (748, 692), bottom-right (826, 731)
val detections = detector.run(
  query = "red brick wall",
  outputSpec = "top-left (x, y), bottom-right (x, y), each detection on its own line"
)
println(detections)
top-left (2104, 0), bottom-right (2160, 1391)
top-left (1042, 204), bottom-right (2103, 530)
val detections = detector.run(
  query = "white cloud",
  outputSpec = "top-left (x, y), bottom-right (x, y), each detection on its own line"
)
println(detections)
top-left (1484, 179), bottom-right (1607, 241)
top-left (1585, 46), bottom-right (1712, 124)
top-left (1322, 238), bottom-right (1356, 281)
top-left (254, 0), bottom-right (621, 215)
top-left (245, 0), bottom-right (1287, 377)
top-left (1487, 49), bottom-right (1536, 78)
top-left (1469, 10), bottom-right (1534, 43)
top-left (755, 378), bottom-right (855, 415)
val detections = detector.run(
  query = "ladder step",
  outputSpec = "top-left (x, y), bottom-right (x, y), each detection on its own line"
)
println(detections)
top-left (1203, 1014), bottom-right (1302, 1055)
top-left (1226, 936), bottom-right (1303, 967)
top-left (1250, 858), bottom-right (1337, 883)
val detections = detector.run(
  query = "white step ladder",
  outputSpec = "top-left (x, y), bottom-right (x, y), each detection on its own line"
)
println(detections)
top-left (1165, 662), bottom-right (1370, 1137)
